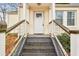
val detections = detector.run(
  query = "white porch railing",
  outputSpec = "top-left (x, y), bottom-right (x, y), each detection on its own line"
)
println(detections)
top-left (0, 18), bottom-right (79, 56)
top-left (49, 20), bottom-right (79, 56)
top-left (0, 20), bottom-right (29, 56)
top-left (7, 20), bottom-right (29, 56)
top-left (49, 20), bottom-right (68, 56)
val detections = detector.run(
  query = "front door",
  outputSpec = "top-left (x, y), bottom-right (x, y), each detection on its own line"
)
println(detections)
top-left (34, 12), bottom-right (44, 33)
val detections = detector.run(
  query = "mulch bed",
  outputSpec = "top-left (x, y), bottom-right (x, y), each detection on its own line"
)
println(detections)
top-left (6, 33), bottom-right (18, 56)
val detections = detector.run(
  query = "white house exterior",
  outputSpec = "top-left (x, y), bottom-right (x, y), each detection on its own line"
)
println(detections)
top-left (6, 3), bottom-right (55, 34)
top-left (56, 3), bottom-right (79, 30)
top-left (6, 3), bottom-right (79, 34)
top-left (0, 3), bottom-right (79, 56)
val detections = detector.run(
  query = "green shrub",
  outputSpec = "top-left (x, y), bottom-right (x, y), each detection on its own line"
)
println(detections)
top-left (57, 33), bottom-right (70, 53)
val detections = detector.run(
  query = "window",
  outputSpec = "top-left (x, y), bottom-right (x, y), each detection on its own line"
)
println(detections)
top-left (55, 11), bottom-right (63, 24)
top-left (36, 13), bottom-right (42, 18)
top-left (67, 11), bottom-right (75, 26)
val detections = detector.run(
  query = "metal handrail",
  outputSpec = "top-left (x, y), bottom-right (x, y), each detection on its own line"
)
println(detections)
top-left (53, 20), bottom-right (70, 34)
top-left (53, 20), bottom-right (79, 34)
top-left (49, 20), bottom-right (52, 24)
top-left (0, 20), bottom-right (7, 32)
top-left (6, 20), bottom-right (25, 33)
top-left (26, 20), bottom-right (29, 24)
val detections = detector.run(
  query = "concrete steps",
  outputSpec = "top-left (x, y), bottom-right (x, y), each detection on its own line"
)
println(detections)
top-left (23, 45), bottom-right (54, 49)
top-left (21, 53), bottom-right (56, 56)
top-left (25, 42), bottom-right (52, 46)
top-left (20, 34), bottom-right (57, 56)
top-left (27, 34), bottom-right (50, 37)
top-left (22, 49), bottom-right (56, 53)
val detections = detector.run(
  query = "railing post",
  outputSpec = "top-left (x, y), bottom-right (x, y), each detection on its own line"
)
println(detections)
top-left (23, 3), bottom-right (29, 36)
top-left (51, 3), bottom-right (55, 37)
top-left (53, 21), bottom-right (56, 34)
top-left (0, 21), bottom-right (7, 56)
top-left (23, 3), bottom-right (27, 36)
top-left (17, 4), bottom-right (22, 36)
top-left (18, 3), bottom-right (26, 36)
top-left (70, 30), bottom-right (79, 56)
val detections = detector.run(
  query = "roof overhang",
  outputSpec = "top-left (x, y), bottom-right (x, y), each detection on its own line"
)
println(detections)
top-left (56, 3), bottom-right (79, 7)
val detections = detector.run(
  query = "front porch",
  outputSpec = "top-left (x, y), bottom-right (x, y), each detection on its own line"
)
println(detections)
top-left (18, 3), bottom-right (54, 34)
top-left (0, 3), bottom-right (79, 56)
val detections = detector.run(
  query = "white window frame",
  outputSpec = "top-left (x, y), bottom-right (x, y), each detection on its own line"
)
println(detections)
top-left (66, 10), bottom-right (77, 27)
top-left (55, 10), bottom-right (77, 27)
top-left (55, 10), bottom-right (63, 24)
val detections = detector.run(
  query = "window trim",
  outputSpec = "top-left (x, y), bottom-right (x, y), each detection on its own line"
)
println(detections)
top-left (55, 10), bottom-right (64, 24)
top-left (55, 10), bottom-right (77, 27)
top-left (67, 10), bottom-right (76, 26)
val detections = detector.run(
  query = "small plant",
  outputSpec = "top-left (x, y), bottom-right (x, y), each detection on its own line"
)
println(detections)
top-left (57, 33), bottom-right (70, 54)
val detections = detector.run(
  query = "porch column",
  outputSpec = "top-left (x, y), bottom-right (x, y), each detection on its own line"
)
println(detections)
top-left (23, 3), bottom-right (27, 36)
top-left (51, 3), bottom-right (55, 37)
top-left (18, 3), bottom-right (26, 36)
top-left (18, 4), bottom-right (20, 36)
top-left (25, 4), bottom-right (29, 34)
top-left (23, 3), bottom-right (26, 20)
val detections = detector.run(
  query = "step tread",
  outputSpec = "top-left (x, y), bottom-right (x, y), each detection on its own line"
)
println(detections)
top-left (23, 45), bottom-right (54, 49)
top-left (26, 39), bottom-right (51, 42)
top-left (25, 42), bottom-right (53, 46)
top-left (22, 49), bottom-right (56, 53)
top-left (21, 52), bottom-right (57, 56)
top-left (28, 35), bottom-right (50, 37)
top-left (27, 37), bottom-right (50, 38)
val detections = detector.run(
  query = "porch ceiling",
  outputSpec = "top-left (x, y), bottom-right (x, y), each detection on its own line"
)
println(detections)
top-left (28, 3), bottom-right (51, 10)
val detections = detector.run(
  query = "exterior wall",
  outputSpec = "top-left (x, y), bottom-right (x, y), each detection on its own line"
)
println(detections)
top-left (19, 8), bottom-right (23, 21)
top-left (7, 4), bottom-right (52, 35)
top-left (7, 13), bottom-right (18, 27)
top-left (44, 9), bottom-right (49, 34)
top-left (29, 9), bottom-right (33, 34)
top-left (6, 13), bottom-right (19, 33)
top-left (6, 4), bottom-right (79, 35)
top-left (56, 7), bottom-right (79, 30)
top-left (71, 33), bottom-right (79, 56)
top-left (19, 6), bottom-right (30, 35)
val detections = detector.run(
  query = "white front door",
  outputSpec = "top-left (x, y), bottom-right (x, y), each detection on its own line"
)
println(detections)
top-left (34, 12), bottom-right (44, 33)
